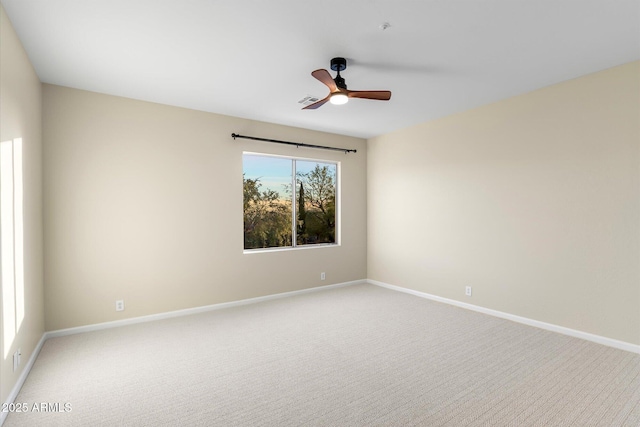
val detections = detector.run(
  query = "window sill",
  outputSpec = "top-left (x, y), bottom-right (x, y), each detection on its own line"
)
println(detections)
top-left (243, 243), bottom-right (339, 255)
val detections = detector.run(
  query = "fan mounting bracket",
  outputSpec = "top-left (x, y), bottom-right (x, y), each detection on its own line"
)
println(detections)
top-left (330, 57), bottom-right (347, 72)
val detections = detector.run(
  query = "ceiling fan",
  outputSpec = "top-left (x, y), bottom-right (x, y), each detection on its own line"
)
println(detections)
top-left (302, 57), bottom-right (392, 110)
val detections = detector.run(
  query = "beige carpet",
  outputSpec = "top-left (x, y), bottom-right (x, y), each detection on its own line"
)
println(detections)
top-left (5, 284), bottom-right (640, 426)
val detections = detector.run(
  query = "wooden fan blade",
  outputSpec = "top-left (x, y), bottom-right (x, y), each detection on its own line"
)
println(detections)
top-left (302, 95), bottom-right (331, 110)
top-left (347, 90), bottom-right (392, 101)
top-left (311, 69), bottom-right (337, 92)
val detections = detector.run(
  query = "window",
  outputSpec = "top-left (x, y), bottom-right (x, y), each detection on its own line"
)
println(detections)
top-left (243, 153), bottom-right (338, 251)
top-left (1, 138), bottom-right (24, 357)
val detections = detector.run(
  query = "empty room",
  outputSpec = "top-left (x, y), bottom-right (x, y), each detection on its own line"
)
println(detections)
top-left (1, 1), bottom-right (639, 425)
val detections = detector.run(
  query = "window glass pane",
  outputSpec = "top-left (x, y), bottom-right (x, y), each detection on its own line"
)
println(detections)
top-left (243, 155), bottom-right (293, 249)
top-left (296, 160), bottom-right (336, 246)
top-left (1, 140), bottom-right (15, 356)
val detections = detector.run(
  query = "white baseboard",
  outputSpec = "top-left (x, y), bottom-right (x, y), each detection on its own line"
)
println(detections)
top-left (1, 334), bottom-right (47, 426)
top-left (368, 279), bottom-right (640, 354)
top-left (46, 279), bottom-right (366, 339)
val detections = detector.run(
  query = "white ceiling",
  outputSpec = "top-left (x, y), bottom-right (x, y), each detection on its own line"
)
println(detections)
top-left (2, 0), bottom-right (639, 139)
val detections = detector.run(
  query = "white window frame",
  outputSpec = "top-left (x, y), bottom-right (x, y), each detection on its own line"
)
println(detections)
top-left (242, 151), bottom-right (340, 253)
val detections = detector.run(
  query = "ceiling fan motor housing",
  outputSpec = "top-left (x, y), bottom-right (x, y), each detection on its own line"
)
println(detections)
top-left (330, 57), bottom-right (348, 89)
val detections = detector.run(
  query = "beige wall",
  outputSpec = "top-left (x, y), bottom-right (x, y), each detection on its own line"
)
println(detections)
top-left (42, 84), bottom-right (367, 331)
top-left (368, 61), bottom-right (640, 345)
top-left (0, 5), bottom-right (45, 403)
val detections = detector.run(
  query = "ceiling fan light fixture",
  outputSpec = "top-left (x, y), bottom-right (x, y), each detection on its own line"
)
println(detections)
top-left (330, 92), bottom-right (349, 105)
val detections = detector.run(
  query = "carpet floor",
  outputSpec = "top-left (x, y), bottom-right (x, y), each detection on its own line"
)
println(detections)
top-left (4, 284), bottom-right (640, 426)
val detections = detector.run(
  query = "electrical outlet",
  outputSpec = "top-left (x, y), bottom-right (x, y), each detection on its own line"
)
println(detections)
top-left (13, 350), bottom-right (20, 371)
top-left (321, 272), bottom-right (326, 280)
top-left (115, 300), bottom-right (125, 311)
top-left (465, 286), bottom-right (472, 297)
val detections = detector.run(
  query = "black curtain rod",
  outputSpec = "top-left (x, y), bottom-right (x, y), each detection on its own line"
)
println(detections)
top-left (231, 133), bottom-right (357, 154)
